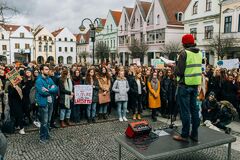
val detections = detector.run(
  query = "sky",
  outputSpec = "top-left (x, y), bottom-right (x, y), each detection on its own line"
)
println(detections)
top-left (5, 0), bottom-right (139, 33)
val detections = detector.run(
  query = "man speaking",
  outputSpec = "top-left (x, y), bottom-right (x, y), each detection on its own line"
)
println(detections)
top-left (173, 34), bottom-right (202, 142)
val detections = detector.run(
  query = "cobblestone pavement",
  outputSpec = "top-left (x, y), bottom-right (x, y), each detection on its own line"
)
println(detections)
top-left (4, 118), bottom-right (240, 160)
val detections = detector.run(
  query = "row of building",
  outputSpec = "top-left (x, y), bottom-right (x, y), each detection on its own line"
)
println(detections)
top-left (0, 0), bottom-right (239, 65)
top-left (94, 0), bottom-right (240, 65)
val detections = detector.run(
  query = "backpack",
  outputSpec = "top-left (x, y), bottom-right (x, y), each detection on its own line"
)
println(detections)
top-left (1, 119), bottom-right (15, 134)
top-left (29, 86), bottom-right (36, 105)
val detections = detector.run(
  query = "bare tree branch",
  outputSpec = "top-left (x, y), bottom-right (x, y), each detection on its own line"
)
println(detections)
top-left (0, 1), bottom-right (19, 24)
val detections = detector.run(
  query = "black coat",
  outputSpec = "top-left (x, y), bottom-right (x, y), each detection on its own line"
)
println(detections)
top-left (8, 85), bottom-right (23, 119)
top-left (22, 79), bottom-right (34, 107)
top-left (161, 77), bottom-right (176, 102)
top-left (221, 80), bottom-right (238, 108)
top-left (59, 78), bottom-right (72, 108)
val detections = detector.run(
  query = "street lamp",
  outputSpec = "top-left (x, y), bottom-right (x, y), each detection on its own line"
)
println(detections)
top-left (79, 18), bottom-right (103, 65)
top-left (218, 0), bottom-right (224, 60)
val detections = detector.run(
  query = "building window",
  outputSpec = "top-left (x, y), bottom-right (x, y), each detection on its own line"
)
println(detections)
top-left (44, 45), bottom-right (47, 52)
top-left (239, 14), bottom-right (240, 32)
top-left (39, 45), bottom-right (42, 52)
top-left (113, 40), bottom-right (115, 48)
top-left (59, 47), bottom-right (62, 52)
top-left (224, 16), bottom-right (232, 33)
top-left (1, 34), bottom-right (4, 39)
top-left (110, 24), bottom-right (112, 32)
top-left (20, 32), bottom-right (24, 38)
top-left (204, 25), bottom-right (213, 39)
top-left (140, 18), bottom-right (143, 27)
top-left (156, 15), bottom-right (160, 25)
top-left (25, 44), bottom-right (30, 49)
top-left (70, 47), bottom-right (73, 52)
top-left (15, 43), bottom-right (20, 49)
top-left (206, 0), bottom-right (212, 11)
top-left (65, 47), bottom-right (67, 52)
top-left (190, 28), bottom-right (197, 40)
top-left (111, 40), bottom-right (112, 48)
top-left (67, 56), bottom-right (73, 64)
top-left (120, 25), bottom-right (123, 32)
top-left (70, 38), bottom-right (73, 41)
top-left (38, 37), bottom-right (41, 41)
top-left (2, 45), bottom-right (7, 51)
top-left (176, 12), bottom-right (183, 22)
top-left (107, 26), bottom-right (109, 32)
top-left (65, 37), bottom-right (67, 41)
top-left (49, 45), bottom-right (52, 52)
top-left (59, 38), bottom-right (61, 41)
top-left (44, 36), bottom-right (47, 40)
top-left (193, 1), bottom-right (198, 15)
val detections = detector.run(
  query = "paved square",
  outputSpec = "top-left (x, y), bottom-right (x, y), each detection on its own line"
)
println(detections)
top-left (4, 119), bottom-right (240, 160)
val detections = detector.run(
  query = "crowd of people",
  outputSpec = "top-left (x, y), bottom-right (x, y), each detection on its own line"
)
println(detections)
top-left (0, 57), bottom-right (239, 143)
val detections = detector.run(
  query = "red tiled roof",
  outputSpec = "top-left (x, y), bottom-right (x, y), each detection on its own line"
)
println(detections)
top-left (75, 29), bottom-right (90, 43)
top-left (125, 7), bottom-right (134, 20)
top-left (1, 24), bottom-right (32, 32)
top-left (110, 10), bottom-right (122, 26)
top-left (138, 1), bottom-right (151, 20)
top-left (160, 0), bottom-right (191, 25)
top-left (52, 28), bottom-right (64, 37)
top-left (101, 19), bottom-right (106, 27)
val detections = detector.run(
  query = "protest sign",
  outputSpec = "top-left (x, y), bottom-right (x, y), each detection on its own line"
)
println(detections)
top-left (133, 58), bottom-right (141, 66)
top-left (74, 85), bottom-right (93, 104)
top-left (151, 59), bottom-right (164, 69)
top-left (6, 68), bottom-right (22, 86)
top-left (217, 59), bottom-right (239, 70)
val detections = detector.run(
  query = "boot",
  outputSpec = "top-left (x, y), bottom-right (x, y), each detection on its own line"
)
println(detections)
top-left (60, 120), bottom-right (67, 128)
top-left (98, 113), bottom-right (102, 120)
top-left (103, 114), bottom-right (108, 120)
top-left (133, 114), bottom-right (137, 120)
top-left (66, 118), bottom-right (74, 126)
top-left (137, 114), bottom-right (141, 120)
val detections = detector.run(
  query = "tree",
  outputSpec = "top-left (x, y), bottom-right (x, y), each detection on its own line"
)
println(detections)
top-left (0, 1), bottom-right (19, 24)
top-left (128, 39), bottom-right (148, 63)
top-left (95, 42), bottom-right (110, 63)
top-left (208, 36), bottom-right (239, 60)
top-left (160, 42), bottom-right (182, 61)
top-left (79, 51), bottom-right (89, 63)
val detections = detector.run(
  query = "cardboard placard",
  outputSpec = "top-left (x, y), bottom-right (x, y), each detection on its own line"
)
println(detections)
top-left (74, 85), bottom-right (93, 104)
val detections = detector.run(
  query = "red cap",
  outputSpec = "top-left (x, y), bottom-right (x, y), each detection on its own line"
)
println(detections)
top-left (182, 34), bottom-right (195, 45)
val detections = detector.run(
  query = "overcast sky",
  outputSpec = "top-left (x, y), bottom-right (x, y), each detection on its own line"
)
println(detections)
top-left (5, 0), bottom-right (140, 33)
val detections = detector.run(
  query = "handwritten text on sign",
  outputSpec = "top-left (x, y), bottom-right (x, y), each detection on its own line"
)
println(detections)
top-left (74, 85), bottom-right (93, 104)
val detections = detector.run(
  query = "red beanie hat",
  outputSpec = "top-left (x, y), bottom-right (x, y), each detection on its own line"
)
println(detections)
top-left (182, 34), bottom-right (195, 45)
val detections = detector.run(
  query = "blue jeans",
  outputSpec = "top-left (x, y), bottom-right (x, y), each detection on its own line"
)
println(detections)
top-left (99, 103), bottom-right (108, 114)
top-left (117, 101), bottom-right (127, 118)
top-left (177, 85), bottom-right (200, 138)
top-left (39, 103), bottom-right (53, 141)
top-left (87, 103), bottom-right (97, 119)
top-left (60, 109), bottom-right (71, 120)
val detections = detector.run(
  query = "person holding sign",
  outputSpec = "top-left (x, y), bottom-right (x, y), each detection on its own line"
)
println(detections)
top-left (85, 68), bottom-right (99, 123)
top-left (112, 70), bottom-right (129, 122)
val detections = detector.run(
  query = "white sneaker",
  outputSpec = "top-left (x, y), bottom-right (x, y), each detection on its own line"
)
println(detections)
top-left (34, 121), bottom-right (41, 128)
top-left (19, 128), bottom-right (25, 135)
top-left (123, 117), bottom-right (128, 122)
top-left (119, 118), bottom-right (123, 122)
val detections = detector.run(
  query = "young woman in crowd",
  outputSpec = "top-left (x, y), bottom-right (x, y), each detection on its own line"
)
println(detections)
top-left (8, 82), bottom-right (25, 134)
top-left (72, 69), bottom-right (82, 123)
top-left (97, 66), bottom-right (111, 120)
top-left (22, 69), bottom-right (35, 125)
top-left (148, 71), bottom-right (161, 122)
top-left (59, 70), bottom-right (74, 128)
top-left (130, 69), bottom-right (144, 120)
top-left (85, 68), bottom-right (99, 123)
top-left (112, 69), bottom-right (129, 122)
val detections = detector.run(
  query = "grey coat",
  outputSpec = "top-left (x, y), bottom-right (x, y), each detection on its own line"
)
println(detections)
top-left (112, 78), bottom-right (129, 102)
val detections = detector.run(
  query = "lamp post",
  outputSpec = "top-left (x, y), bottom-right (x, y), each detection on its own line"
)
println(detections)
top-left (218, 0), bottom-right (223, 60)
top-left (79, 18), bottom-right (103, 65)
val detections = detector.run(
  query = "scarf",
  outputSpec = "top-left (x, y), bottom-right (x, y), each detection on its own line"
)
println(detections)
top-left (64, 78), bottom-right (73, 109)
top-left (151, 78), bottom-right (158, 91)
